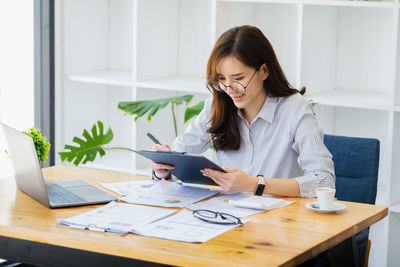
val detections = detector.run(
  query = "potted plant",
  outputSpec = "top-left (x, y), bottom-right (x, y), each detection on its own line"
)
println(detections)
top-left (4, 127), bottom-right (51, 164)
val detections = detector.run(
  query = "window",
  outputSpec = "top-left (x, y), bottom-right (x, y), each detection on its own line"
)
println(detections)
top-left (0, 0), bottom-right (34, 178)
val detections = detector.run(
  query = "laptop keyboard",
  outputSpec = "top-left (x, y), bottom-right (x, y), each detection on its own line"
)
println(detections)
top-left (46, 183), bottom-right (86, 205)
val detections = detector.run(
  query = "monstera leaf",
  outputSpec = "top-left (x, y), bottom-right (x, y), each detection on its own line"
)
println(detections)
top-left (184, 100), bottom-right (204, 123)
top-left (59, 121), bottom-right (114, 166)
top-left (118, 95), bottom-right (193, 122)
top-left (118, 95), bottom-right (194, 137)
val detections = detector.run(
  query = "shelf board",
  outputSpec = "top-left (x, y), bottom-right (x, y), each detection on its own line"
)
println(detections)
top-left (217, 0), bottom-right (298, 4)
top-left (136, 75), bottom-right (210, 94)
top-left (302, 0), bottom-right (395, 8)
top-left (217, 0), bottom-right (395, 8)
top-left (390, 202), bottom-right (400, 213)
top-left (67, 70), bottom-right (133, 87)
top-left (306, 89), bottom-right (390, 111)
top-left (394, 106), bottom-right (400, 112)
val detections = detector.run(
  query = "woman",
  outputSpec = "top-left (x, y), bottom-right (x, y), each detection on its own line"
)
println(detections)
top-left (151, 25), bottom-right (335, 197)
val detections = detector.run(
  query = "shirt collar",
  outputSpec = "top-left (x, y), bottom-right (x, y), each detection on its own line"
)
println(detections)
top-left (237, 96), bottom-right (279, 124)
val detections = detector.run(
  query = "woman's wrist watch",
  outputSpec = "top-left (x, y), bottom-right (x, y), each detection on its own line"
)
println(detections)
top-left (254, 174), bottom-right (265, 196)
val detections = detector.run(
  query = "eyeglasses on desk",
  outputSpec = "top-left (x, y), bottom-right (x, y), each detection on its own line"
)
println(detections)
top-left (192, 209), bottom-right (243, 225)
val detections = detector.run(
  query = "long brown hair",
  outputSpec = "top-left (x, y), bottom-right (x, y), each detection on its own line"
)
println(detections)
top-left (206, 25), bottom-right (305, 151)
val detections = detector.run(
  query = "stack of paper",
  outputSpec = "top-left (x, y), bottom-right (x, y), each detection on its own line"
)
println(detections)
top-left (58, 182), bottom-right (291, 243)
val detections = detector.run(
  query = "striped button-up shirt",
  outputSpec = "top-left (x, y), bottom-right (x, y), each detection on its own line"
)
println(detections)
top-left (172, 93), bottom-right (335, 197)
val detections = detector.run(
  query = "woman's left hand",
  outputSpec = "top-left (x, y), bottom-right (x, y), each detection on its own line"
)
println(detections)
top-left (201, 166), bottom-right (258, 193)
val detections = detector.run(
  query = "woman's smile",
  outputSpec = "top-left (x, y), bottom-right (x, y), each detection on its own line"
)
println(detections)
top-left (231, 93), bottom-right (245, 102)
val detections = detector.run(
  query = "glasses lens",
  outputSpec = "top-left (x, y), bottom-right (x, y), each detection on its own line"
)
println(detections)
top-left (211, 81), bottom-right (219, 90)
top-left (195, 210), bottom-right (217, 218)
top-left (218, 213), bottom-right (241, 224)
top-left (216, 81), bottom-right (226, 92)
top-left (211, 81), bottom-right (224, 92)
top-left (231, 82), bottom-right (245, 94)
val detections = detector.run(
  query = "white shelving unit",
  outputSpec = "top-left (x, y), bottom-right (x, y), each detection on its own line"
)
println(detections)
top-left (390, 202), bottom-right (400, 213)
top-left (67, 70), bottom-right (133, 86)
top-left (136, 76), bottom-right (209, 94)
top-left (309, 89), bottom-right (391, 111)
top-left (55, 0), bottom-right (400, 265)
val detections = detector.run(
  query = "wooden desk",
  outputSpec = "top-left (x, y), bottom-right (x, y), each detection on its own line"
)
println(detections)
top-left (0, 166), bottom-right (387, 267)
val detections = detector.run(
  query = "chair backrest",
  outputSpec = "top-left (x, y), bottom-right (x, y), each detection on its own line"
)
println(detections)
top-left (324, 134), bottom-right (380, 204)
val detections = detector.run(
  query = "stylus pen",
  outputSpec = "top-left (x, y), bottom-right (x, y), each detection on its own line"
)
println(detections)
top-left (147, 132), bottom-right (161, 145)
top-left (147, 132), bottom-right (185, 154)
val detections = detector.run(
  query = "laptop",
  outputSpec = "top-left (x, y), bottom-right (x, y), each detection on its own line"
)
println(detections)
top-left (1, 122), bottom-right (117, 208)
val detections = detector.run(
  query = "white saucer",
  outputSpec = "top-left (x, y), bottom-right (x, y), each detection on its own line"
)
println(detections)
top-left (305, 201), bottom-right (346, 213)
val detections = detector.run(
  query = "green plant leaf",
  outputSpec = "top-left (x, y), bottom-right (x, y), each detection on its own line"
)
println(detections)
top-left (184, 101), bottom-right (205, 123)
top-left (59, 121), bottom-right (114, 166)
top-left (118, 95), bottom-right (194, 122)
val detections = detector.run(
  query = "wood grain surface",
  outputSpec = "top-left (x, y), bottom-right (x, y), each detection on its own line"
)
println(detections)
top-left (0, 166), bottom-right (388, 267)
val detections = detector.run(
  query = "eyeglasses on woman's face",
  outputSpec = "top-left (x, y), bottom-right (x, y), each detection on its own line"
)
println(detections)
top-left (212, 67), bottom-right (260, 94)
top-left (192, 209), bottom-right (243, 225)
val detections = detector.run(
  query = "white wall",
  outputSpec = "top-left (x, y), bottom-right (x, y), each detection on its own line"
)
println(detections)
top-left (0, 0), bottom-right (34, 179)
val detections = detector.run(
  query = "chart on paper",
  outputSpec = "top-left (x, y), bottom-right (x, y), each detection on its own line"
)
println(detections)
top-left (121, 179), bottom-right (219, 208)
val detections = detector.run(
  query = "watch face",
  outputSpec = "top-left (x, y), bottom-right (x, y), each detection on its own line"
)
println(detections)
top-left (255, 184), bottom-right (265, 196)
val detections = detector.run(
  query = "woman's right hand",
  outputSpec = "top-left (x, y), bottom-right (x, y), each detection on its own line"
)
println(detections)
top-left (151, 144), bottom-right (174, 179)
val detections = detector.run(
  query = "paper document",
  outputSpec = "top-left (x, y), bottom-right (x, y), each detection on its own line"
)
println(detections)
top-left (188, 193), bottom-right (264, 218)
top-left (229, 195), bottom-right (294, 210)
top-left (100, 180), bottom-right (156, 196)
top-left (135, 209), bottom-right (248, 243)
top-left (121, 179), bottom-right (218, 208)
top-left (58, 201), bottom-right (177, 234)
top-left (58, 202), bottom-right (247, 243)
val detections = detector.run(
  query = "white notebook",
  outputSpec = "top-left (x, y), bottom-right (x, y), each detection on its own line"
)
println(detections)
top-left (229, 195), bottom-right (294, 210)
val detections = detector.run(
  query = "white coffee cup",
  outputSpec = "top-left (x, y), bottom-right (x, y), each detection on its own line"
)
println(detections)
top-left (315, 187), bottom-right (336, 210)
